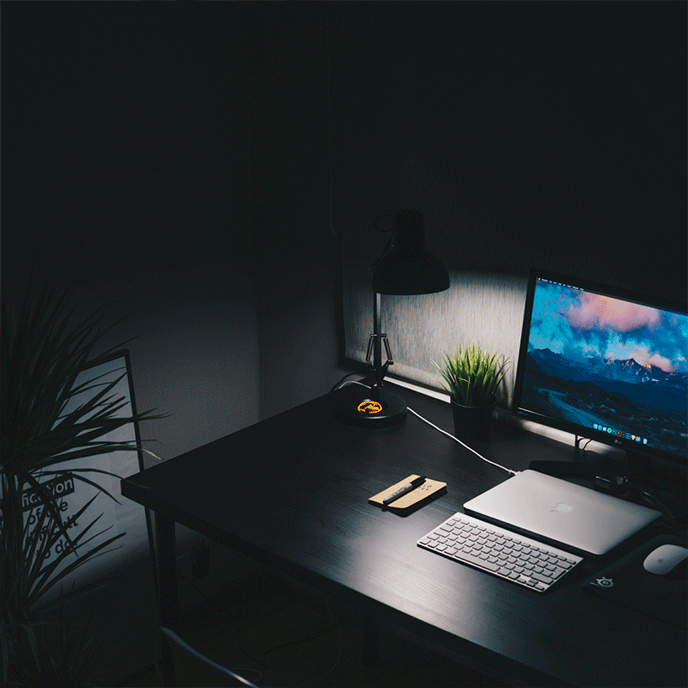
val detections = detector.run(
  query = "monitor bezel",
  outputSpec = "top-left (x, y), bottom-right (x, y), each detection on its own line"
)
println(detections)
top-left (512, 268), bottom-right (687, 470)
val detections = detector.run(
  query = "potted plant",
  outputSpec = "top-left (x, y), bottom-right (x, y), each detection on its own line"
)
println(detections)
top-left (1, 274), bottom-right (164, 686)
top-left (434, 344), bottom-right (509, 440)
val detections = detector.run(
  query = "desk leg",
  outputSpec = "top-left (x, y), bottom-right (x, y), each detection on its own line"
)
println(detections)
top-left (362, 615), bottom-right (379, 667)
top-left (155, 513), bottom-right (179, 687)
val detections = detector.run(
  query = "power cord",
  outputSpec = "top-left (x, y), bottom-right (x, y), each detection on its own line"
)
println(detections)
top-left (406, 406), bottom-right (519, 477)
top-left (330, 371), bottom-right (365, 394)
top-left (333, 377), bottom-right (518, 477)
top-left (633, 487), bottom-right (683, 530)
top-left (237, 586), bottom-right (343, 687)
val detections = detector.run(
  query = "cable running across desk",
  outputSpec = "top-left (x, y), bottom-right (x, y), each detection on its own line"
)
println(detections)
top-left (406, 406), bottom-right (519, 477)
top-left (335, 379), bottom-right (518, 477)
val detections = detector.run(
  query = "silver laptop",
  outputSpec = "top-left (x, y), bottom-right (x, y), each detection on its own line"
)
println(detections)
top-left (463, 470), bottom-right (661, 557)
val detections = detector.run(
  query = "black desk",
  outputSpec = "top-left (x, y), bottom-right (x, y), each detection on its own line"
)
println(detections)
top-left (121, 384), bottom-right (687, 687)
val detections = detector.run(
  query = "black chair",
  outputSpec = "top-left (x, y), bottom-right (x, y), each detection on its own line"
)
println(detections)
top-left (159, 626), bottom-right (259, 688)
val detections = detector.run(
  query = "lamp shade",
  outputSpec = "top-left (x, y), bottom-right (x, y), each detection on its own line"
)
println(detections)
top-left (372, 210), bottom-right (450, 295)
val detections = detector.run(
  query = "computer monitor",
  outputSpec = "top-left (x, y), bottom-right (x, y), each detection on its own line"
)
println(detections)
top-left (513, 269), bottom-right (687, 475)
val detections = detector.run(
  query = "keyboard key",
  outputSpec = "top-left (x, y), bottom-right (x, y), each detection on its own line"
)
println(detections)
top-left (453, 550), bottom-right (500, 572)
top-left (531, 571), bottom-right (554, 585)
top-left (418, 512), bottom-right (582, 593)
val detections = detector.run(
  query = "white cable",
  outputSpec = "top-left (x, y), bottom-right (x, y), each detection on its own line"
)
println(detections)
top-left (407, 406), bottom-right (519, 477)
top-left (337, 379), bottom-right (370, 390)
top-left (334, 378), bottom-right (518, 477)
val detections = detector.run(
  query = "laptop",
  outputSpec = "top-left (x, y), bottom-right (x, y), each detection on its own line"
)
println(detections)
top-left (463, 470), bottom-right (662, 557)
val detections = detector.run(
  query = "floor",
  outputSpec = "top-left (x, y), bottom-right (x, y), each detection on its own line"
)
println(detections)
top-left (115, 567), bottom-right (507, 688)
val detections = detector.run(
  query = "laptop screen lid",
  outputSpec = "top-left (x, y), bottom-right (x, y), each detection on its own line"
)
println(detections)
top-left (463, 470), bottom-right (661, 557)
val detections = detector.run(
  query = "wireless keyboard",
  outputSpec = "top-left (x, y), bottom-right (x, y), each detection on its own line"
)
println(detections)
top-left (417, 512), bottom-right (582, 592)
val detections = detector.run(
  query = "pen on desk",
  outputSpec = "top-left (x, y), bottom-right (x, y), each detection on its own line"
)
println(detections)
top-left (383, 475), bottom-right (427, 506)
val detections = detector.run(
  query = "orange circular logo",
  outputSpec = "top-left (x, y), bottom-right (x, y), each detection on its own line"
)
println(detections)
top-left (357, 400), bottom-right (383, 415)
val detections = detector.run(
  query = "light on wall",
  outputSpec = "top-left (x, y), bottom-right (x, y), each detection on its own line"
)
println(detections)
top-left (335, 209), bottom-right (449, 427)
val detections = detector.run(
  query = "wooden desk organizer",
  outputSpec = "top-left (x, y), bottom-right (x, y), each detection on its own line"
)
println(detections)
top-left (369, 474), bottom-right (447, 513)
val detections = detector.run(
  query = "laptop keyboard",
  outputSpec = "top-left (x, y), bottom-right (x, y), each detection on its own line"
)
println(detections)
top-left (418, 512), bottom-right (582, 592)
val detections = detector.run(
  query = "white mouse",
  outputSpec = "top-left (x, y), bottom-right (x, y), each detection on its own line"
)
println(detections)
top-left (642, 544), bottom-right (688, 577)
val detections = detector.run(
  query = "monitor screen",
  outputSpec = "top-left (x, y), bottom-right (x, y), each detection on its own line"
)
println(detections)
top-left (513, 270), bottom-right (687, 468)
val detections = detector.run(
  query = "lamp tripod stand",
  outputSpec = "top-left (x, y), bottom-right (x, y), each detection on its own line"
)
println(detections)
top-left (334, 292), bottom-right (407, 427)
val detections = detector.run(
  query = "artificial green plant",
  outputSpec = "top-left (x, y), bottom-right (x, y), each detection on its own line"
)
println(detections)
top-left (434, 344), bottom-right (509, 408)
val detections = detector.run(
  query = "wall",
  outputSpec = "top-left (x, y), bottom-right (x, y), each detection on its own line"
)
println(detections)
top-left (2, 3), bottom-right (347, 460)
top-left (248, 3), bottom-right (345, 421)
top-left (3, 0), bottom-right (685, 492)
top-left (2, 5), bottom-right (260, 461)
top-left (337, 2), bottom-right (687, 397)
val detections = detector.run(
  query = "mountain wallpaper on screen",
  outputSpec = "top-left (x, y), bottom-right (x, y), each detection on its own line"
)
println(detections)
top-left (521, 281), bottom-right (688, 458)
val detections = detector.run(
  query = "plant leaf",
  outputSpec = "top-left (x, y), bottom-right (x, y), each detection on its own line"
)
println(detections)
top-left (434, 344), bottom-right (510, 407)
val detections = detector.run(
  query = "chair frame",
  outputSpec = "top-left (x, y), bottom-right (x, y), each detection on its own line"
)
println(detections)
top-left (159, 626), bottom-right (258, 688)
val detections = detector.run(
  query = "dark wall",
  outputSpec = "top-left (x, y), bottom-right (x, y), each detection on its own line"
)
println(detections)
top-left (247, 3), bottom-right (344, 420)
top-left (3, 4), bottom-right (257, 285)
top-left (2, 3), bottom-right (345, 458)
top-left (3, 3), bottom-right (685, 460)
top-left (2, 4), bottom-right (263, 459)
top-left (339, 2), bottom-right (687, 304)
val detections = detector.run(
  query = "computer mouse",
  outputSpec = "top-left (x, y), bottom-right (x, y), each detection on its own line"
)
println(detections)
top-left (642, 544), bottom-right (688, 578)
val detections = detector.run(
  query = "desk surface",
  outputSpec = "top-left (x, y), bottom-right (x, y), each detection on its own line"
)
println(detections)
top-left (122, 383), bottom-right (687, 687)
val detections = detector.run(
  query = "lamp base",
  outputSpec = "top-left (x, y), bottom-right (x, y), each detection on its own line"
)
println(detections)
top-left (333, 386), bottom-right (407, 427)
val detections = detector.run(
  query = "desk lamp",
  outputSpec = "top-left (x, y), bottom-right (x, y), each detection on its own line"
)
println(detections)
top-left (335, 209), bottom-right (449, 427)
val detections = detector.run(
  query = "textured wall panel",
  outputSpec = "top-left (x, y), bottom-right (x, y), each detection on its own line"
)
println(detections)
top-left (344, 264), bottom-right (527, 405)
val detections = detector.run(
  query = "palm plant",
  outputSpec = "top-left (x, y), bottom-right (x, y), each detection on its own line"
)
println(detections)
top-left (434, 344), bottom-right (509, 408)
top-left (4, 584), bottom-right (110, 688)
top-left (1, 273), bottom-right (164, 686)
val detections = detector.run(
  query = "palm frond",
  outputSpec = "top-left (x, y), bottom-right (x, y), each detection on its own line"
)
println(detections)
top-left (2, 274), bottom-right (165, 477)
top-left (9, 585), bottom-right (112, 688)
top-left (1, 271), bottom-right (166, 684)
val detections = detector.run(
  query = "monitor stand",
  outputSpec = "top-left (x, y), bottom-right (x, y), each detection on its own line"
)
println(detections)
top-left (626, 449), bottom-right (687, 526)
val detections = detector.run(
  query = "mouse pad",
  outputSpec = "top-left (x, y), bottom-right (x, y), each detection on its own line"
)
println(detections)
top-left (583, 535), bottom-right (687, 629)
